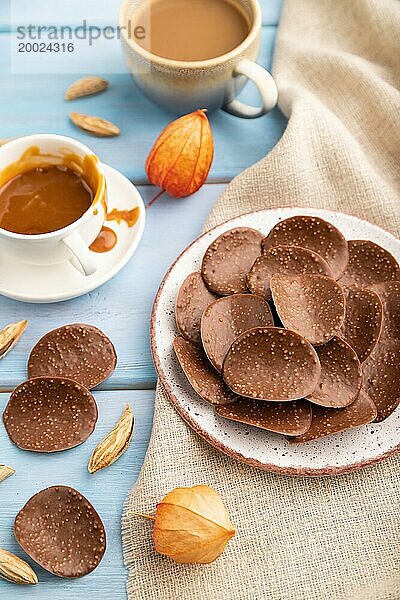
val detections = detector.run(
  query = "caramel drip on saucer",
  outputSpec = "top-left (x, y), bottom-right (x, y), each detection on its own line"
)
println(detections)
top-left (106, 207), bottom-right (140, 227)
top-left (89, 226), bottom-right (117, 253)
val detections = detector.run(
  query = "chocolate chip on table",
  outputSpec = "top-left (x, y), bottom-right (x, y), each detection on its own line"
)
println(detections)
top-left (14, 485), bottom-right (106, 578)
top-left (201, 227), bottom-right (263, 295)
top-left (262, 216), bottom-right (349, 280)
top-left (201, 293), bottom-right (274, 372)
top-left (28, 323), bottom-right (117, 389)
top-left (3, 377), bottom-right (98, 452)
top-left (270, 273), bottom-right (346, 346)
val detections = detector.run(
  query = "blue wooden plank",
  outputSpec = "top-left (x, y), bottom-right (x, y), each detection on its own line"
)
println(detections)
top-left (0, 183), bottom-right (225, 391)
top-left (0, 27), bottom-right (287, 182)
top-left (0, 0), bottom-right (282, 31)
top-left (0, 389), bottom-right (154, 598)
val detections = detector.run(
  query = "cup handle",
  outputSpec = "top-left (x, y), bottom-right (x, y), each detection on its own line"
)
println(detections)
top-left (223, 58), bottom-right (278, 119)
top-left (63, 231), bottom-right (97, 276)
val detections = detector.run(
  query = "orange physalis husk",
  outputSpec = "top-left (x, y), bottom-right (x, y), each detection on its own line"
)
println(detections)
top-left (145, 110), bottom-right (214, 206)
top-left (151, 484), bottom-right (235, 564)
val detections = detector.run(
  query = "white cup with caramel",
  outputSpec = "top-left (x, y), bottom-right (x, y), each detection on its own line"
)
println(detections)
top-left (0, 134), bottom-right (107, 276)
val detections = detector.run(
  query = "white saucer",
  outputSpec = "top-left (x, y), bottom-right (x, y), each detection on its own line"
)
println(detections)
top-left (0, 164), bottom-right (145, 303)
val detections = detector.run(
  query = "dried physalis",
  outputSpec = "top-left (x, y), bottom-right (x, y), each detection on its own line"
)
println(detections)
top-left (0, 464), bottom-right (15, 482)
top-left (88, 404), bottom-right (134, 474)
top-left (0, 547), bottom-right (38, 585)
top-left (145, 110), bottom-right (214, 206)
top-left (139, 485), bottom-right (235, 564)
top-left (0, 320), bottom-right (27, 360)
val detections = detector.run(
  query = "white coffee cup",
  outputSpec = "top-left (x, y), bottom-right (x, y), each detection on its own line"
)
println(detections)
top-left (0, 134), bottom-right (107, 276)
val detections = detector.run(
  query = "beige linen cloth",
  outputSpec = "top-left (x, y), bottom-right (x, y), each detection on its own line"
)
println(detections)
top-left (123, 0), bottom-right (400, 598)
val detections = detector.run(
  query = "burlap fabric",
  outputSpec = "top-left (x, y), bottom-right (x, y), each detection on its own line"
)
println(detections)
top-left (123, 1), bottom-right (400, 598)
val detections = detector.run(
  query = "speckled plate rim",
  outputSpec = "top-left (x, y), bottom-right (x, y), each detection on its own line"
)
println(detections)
top-left (151, 207), bottom-right (400, 477)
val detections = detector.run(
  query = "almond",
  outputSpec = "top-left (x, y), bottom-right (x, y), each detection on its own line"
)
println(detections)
top-left (0, 548), bottom-right (38, 585)
top-left (65, 76), bottom-right (109, 100)
top-left (70, 112), bottom-right (120, 137)
top-left (0, 465), bottom-right (15, 482)
top-left (88, 404), bottom-right (134, 473)
top-left (0, 320), bottom-right (27, 360)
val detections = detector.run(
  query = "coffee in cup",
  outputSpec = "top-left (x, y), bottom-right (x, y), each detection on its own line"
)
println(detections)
top-left (131, 0), bottom-right (251, 62)
top-left (120, 0), bottom-right (278, 117)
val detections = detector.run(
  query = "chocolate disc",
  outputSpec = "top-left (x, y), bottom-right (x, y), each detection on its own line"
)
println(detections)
top-left (262, 216), bottom-right (349, 279)
top-left (307, 337), bottom-right (362, 408)
top-left (363, 339), bottom-right (400, 422)
top-left (3, 377), bottom-right (98, 452)
top-left (270, 274), bottom-right (345, 345)
top-left (216, 398), bottom-right (312, 436)
top-left (201, 227), bottom-right (263, 295)
top-left (361, 282), bottom-right (400, 422)
top-left (374, 281), bottom-right (400, 342)
top-left (340, 287), bottom-right (383, 362)
top-left (14, 486), bottom-right (106, 578)
top-left (201, 294), bottom-right (274, 372)
top-left (175, 272), bottom-right (217, 346)
top-left (247, 245), bottom-right (332, 300)
top-left (290, 389), bottom-right (377, 443)
top-left (222, 327), bottom-right (321, 401)
top-left (28, 324), bottom-right (117, 389)
top-left (339, 240), bottom-right (400, 288)
top-left (174, 336), bottom-right (236, 406)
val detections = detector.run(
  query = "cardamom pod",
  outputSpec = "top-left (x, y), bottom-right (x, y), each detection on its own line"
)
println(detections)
top-left (0, 465), bottom-right (15, 482)
top-left (70, 112), bottom-right (120, 137)
top-left (0, 320), bottom-right (27, 360)
top-left (65, 76), bottom-right (109, 100)
top-left (0, 548), bottom-right (38, 585)
top-left (88, 404), bottom-right (134, 474)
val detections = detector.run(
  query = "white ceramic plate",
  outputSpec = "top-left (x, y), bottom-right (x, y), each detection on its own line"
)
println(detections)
top-left (0, 164), bottom-right (145, 303)
top-left (151, 207), bottom-right (400, 476)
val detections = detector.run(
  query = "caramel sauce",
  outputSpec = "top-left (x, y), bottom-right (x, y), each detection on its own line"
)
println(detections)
top-left (0, 165), bottom-right (93, 235)
top-left (0, 146), bottom-right (105, 235)
top-left (89, 206), bottom-right (140, 254)
top-left (106, 207), bottom-right (140, 227)
top-left (89, 226), bottom-right (117, 253)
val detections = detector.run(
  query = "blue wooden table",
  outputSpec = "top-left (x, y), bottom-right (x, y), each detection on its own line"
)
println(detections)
top-left (0, 1), bottom-right (285, 597)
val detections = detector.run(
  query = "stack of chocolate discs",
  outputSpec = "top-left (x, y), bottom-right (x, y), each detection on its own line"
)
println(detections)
top-left (174, 216), bottom-right (400, 443)
top-left (2, 323), bottom-right (116, 578)
top-left (3, 324), bottom-right (117, 454)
